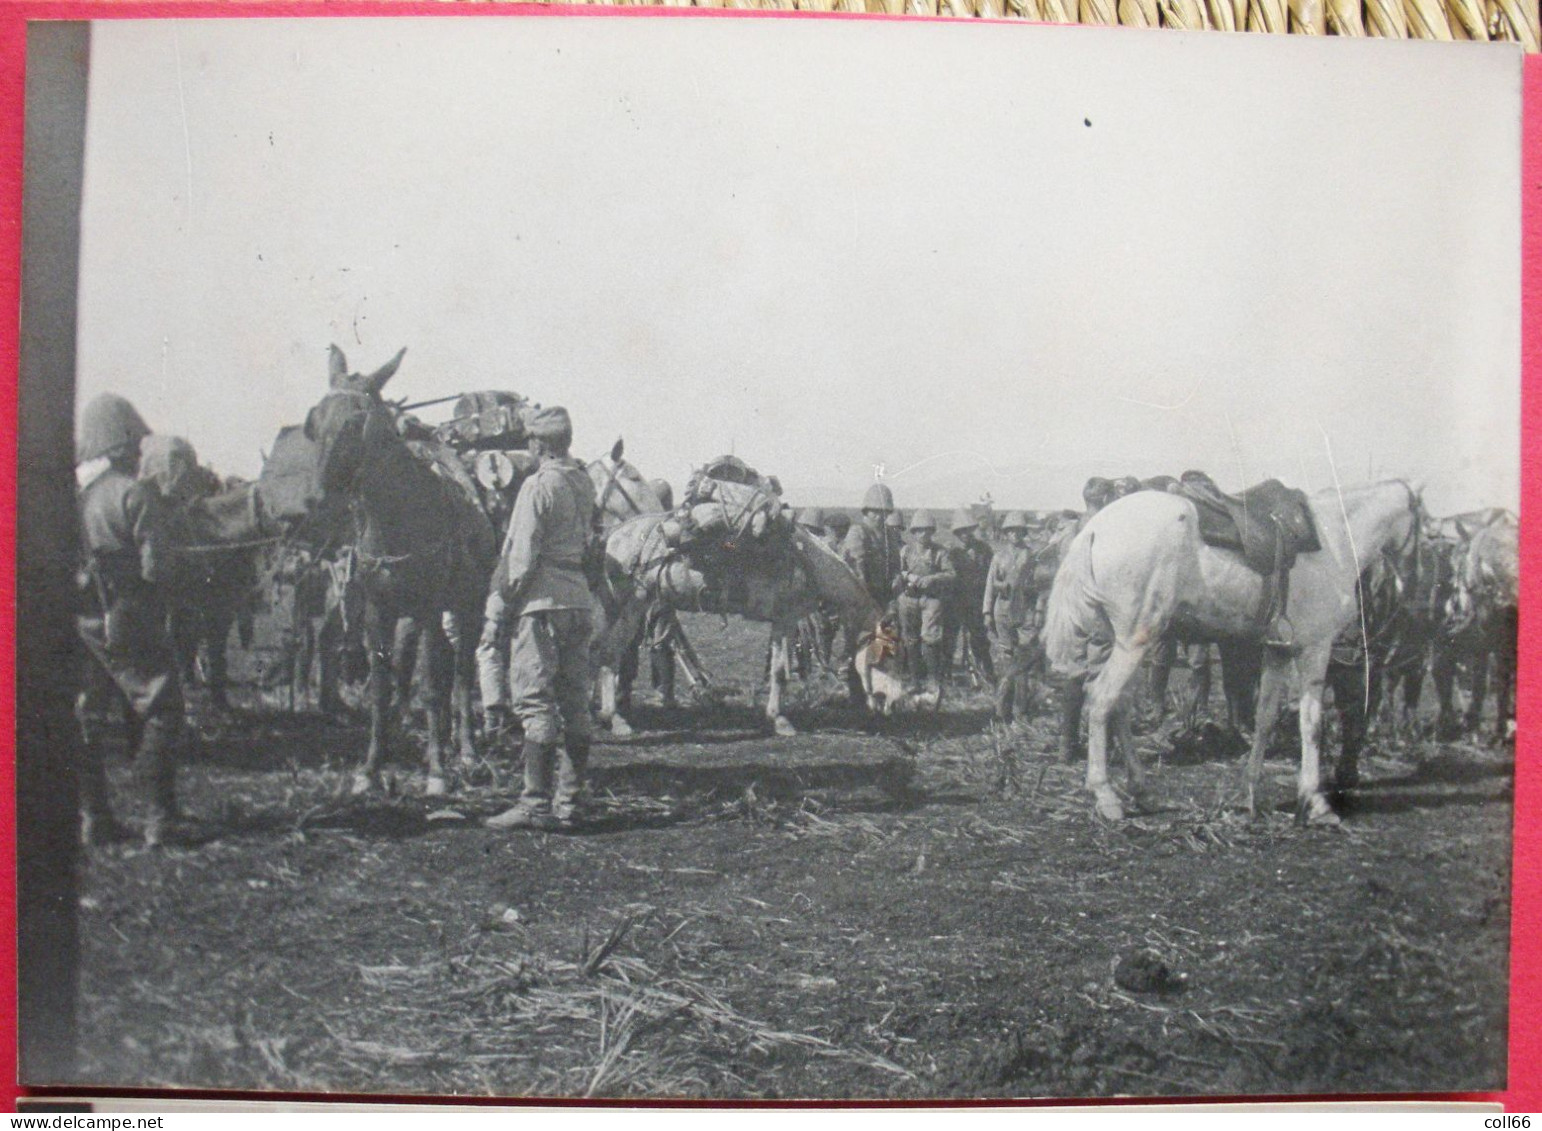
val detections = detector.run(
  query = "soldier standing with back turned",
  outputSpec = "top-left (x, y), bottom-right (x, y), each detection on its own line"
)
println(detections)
top-left (74, 393), bottom-right (198, 847)
top-left (486, 406), bottom-right (598, 833)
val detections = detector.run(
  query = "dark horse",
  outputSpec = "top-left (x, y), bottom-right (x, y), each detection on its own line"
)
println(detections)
top-left (290, 346), bottom-right (496, 795)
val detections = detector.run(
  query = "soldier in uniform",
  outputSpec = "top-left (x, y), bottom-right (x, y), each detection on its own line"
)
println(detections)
top-left (74, 394), bottom-right (197, 847)
top-left (946, 509), bottom-right (996, 686)
top-left (486, 407), bottom-right (599, 832)
top-left (983, 511), bottom-right (1034, 726)
top-left (822, 510), bottom-right (852, 554)
top-left (841, 483), bottom-right (904, 609)
top-left (896, 510), bottom-right (956, 701)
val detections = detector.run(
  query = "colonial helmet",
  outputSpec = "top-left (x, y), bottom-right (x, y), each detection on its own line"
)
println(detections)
top-left (77, 393), bottom-right (152, 464)
top-left (862, 482), bottom-right (896, 513)
top-left (824, 511), bottom-right (852, 535)
top-left (796, 507), bottom-right (825, 530)
top-left (950, 508), bottom-right (978, 533)
top-left (1001, 511), bottom-right (1031, 532)
top-left (886, 509), bottom-right (906, 529)
top-left (909, 509), bottom-right (937, 532)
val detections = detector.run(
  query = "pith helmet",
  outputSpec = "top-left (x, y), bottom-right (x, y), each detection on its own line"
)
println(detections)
top-left (950, 508), bottom-right (978, 533)
top-left (909, 509), bottom-right (937, 532)
top-left (78, 393), bottom-right (152, 464)
top-left (824, 511), bottom-right (852, 535)
top-left (862, 482), bottom-right (896, 513)
top-left (1001, 511), bottom-right (1031, 532)
top-left (886, 509), bottom-right (906, 529)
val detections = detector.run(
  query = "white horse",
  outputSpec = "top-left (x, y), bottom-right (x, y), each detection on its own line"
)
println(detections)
top-left (1043, 479), bottom-right (1421, 824)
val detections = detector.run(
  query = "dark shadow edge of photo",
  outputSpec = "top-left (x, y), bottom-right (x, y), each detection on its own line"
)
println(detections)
top-left (17, 18), bottom-right (90, 1086)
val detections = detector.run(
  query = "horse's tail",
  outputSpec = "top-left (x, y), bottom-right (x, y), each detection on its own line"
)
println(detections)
top-left (1042, 529), bottom-right (1101, 679)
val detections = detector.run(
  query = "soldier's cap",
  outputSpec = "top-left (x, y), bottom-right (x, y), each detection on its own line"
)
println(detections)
top-left (950, 508), bottom-right (978, 532)
top-left (524, 405), bottom-right (573, 443)
top-left (1001, 511), bottom-right (1031, 531)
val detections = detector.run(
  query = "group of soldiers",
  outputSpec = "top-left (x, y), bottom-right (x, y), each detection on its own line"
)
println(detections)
top-left (791, 482), bottom-right (1072, 732)
top-left (74, 391), bottom-right (602, 845)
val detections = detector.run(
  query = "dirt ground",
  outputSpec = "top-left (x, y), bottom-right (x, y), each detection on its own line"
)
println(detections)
top-left (74, 614), bottom-right (1513, 1101)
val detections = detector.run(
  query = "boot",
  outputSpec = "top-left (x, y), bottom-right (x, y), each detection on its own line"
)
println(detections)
top-left (923, 643), bottom-right (946, 707)
top-left (136, 717), bottom-right (198, 847)
top-left (555, 736), bottom-right (591, 828)
top-left (79, 746), bottom-right (128, 846)
top-left (487, 739), bottom-right (558, 830)
top-left (902, 637), bottom-right (924, 694)
top-left (1059, 678), bottom-right (1086, 764)
top-left (994, 651), bottom-right (1016, 725)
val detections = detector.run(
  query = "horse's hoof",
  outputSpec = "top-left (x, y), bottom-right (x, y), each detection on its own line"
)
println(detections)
top-left (1093, 789), bottom-right (1125, 821)
top-left (1297, 793), bottom-right (1339, 827)
top-left (425, 775), bottom-right (449, 798)
top-left (609, 716), bottom-right (634, 738)
top-left (350, 771), bottom-right (377, 796)
top-left (773, 716), bottom-right (798, 738)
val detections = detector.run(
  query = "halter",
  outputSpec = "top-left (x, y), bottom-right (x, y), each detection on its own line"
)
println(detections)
top-left (309, 389), bottom-right (453, 574)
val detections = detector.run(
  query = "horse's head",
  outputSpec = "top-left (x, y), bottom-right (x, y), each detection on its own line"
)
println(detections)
top-left (303, 346), bottom-right (408, 499)
top-left (588, 438), bottom-right (668, 533)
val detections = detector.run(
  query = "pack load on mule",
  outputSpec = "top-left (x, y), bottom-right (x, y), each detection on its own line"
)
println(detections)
top-left (624, 454), bottom-right (796, 610)
top-left (425, 390), bottom-right (543, 536)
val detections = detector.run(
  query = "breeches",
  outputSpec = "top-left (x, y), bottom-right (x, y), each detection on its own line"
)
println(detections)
top-left (509, 608), bottom-right (594, 745)
top-left (898, 595), bottom-right (946, 645)
top-left (77, 610), bottom-right (183, 724)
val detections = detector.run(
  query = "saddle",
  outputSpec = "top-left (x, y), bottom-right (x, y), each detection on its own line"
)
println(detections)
top-left (1176, 475), bottom-right (1320, 577)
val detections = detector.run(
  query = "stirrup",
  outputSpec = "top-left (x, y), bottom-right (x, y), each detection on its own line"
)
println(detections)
top-left (1263, 616), bottom-right (1299, 654)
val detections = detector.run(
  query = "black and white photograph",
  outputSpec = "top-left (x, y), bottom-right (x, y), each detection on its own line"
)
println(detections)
top-left (16, 14), bottom-right (1523, 1101)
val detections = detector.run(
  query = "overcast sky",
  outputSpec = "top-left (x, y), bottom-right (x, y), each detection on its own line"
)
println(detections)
top-left (74, 17), bottom-right (1521, 515)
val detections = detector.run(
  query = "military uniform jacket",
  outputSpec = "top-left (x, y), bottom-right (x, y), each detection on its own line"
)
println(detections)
top-left (500, 456), bottom-right (597, 614)
top-left (841, 521), bottom-right (904, 602)
top-left (898, 542), bottom-right (956, 598)
top-left (77, 466), bottom-right (181, 715)
top-left (983, 543), bottom-right (1032, 624)
top-left (949, 538), bottom-right (991, 604)
top-left (80, 467), bottom-right (165, 597)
